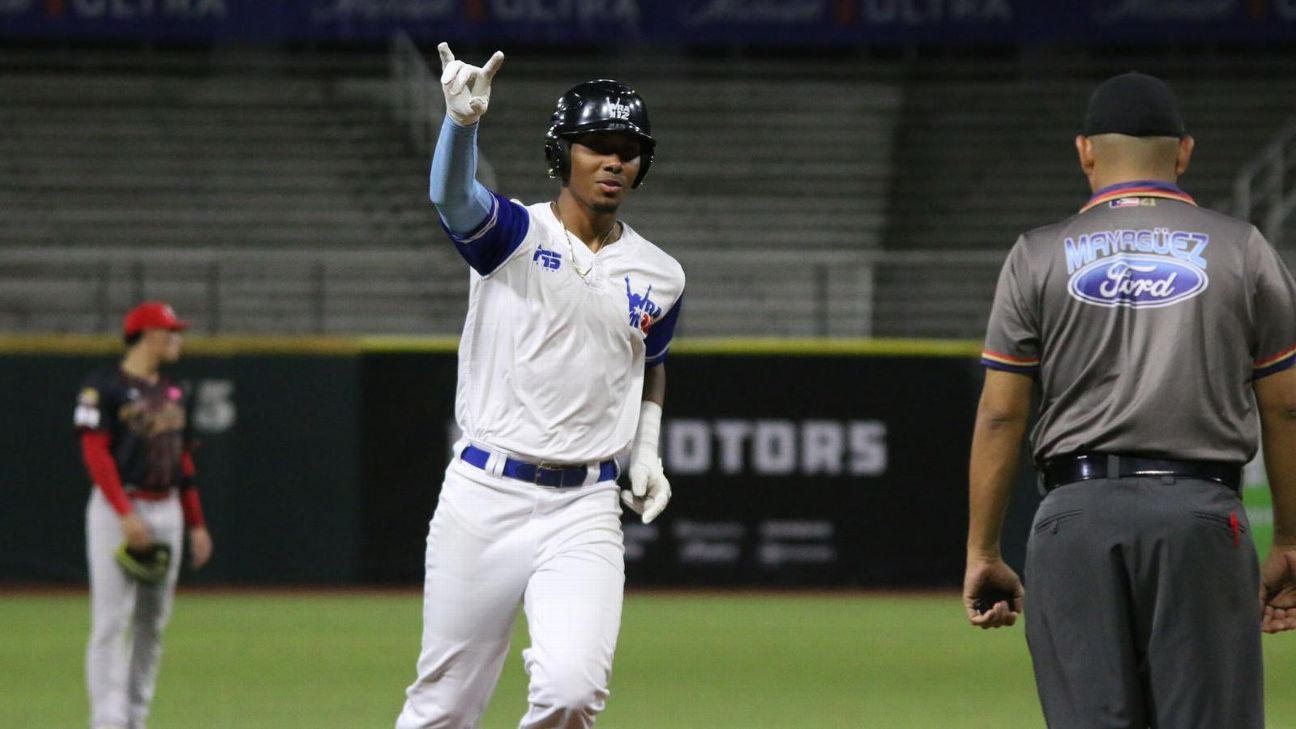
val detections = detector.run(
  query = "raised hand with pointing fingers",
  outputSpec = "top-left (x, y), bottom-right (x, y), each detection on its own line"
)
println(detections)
top-left (438, 42), bottom-right (504, 127)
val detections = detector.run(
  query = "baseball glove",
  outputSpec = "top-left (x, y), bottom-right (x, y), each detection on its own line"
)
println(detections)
top-left (114, 543), bottom-right (172, 584)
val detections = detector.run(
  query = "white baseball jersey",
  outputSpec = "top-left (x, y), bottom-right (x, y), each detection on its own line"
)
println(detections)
top-left (447, 193), bottom-right (685, 464)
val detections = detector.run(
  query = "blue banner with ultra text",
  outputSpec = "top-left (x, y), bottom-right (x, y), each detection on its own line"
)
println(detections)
top-left (3, 0), bottom-right (1296, 44)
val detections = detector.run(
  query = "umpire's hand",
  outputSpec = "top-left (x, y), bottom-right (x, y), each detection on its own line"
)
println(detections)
top-left (437, 43), bottom-right (504, 127)
top-left (963, 556), bottom-right (1024, 629)
top-left (1261, 546), bottom-right (1296, 634)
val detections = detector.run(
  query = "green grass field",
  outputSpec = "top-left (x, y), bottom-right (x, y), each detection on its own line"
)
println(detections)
top-left (4, 591), bottom-right (1293, 728)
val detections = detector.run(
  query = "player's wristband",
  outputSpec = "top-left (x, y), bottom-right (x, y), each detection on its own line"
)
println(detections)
top-left (634, 401), bottom-right (662, 458)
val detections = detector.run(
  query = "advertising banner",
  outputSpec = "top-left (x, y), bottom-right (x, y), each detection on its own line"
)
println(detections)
top-left (625, 353), bottom-right (983, 587)
top-left (3, 0), bottom-right (1295, 44)
top-left (355, 349), bottom-right (1035, 587)
top-left (1, 343), bottom-right (1041, 587)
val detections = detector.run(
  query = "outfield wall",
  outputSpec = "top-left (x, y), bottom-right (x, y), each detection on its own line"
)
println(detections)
top-left (0, 337), bottom-right (1040, 586)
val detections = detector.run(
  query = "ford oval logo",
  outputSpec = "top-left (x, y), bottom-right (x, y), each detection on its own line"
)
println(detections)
top-left (1068, 254), bottom-right (1208, 308)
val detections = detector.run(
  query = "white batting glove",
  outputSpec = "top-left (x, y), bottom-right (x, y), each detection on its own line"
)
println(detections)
top-left (621, 401), bottom-right (671, 524)
top-left (437, 42), bottom-right (504, 127)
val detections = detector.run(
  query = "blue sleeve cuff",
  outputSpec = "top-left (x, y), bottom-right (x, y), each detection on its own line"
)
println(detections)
top-left (1253, 344), bottom-right (1296, 380)
top-left (981, 359), bottom-right (1040, 376)
top-left (645, 294), bottom-right (684, 367)
top-left (445, 191), bottom-right (530, 276)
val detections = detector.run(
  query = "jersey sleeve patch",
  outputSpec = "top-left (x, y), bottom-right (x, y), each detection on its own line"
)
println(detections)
top-left (74, 383), bottom-right (104, 430)
top-left (645, 294), bottom-right (684, 367)
top-left (74, 404), bottom-right (101, 429)
top-left (1253, 343), bottom-right (1296, 379)
top-left (446, 191), bottom-right (531, 277)
top-left (980, 349), bottom-right (1040, 375)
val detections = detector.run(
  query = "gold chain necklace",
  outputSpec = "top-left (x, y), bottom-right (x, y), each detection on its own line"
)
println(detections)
top-left (552, 203), bottom-right (615, 281)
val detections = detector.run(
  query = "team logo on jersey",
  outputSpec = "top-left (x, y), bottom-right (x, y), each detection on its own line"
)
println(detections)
top-left (1068, 254), bottom-right (1208, 309)
top-left (533, 246), bottom-right (562, 271)
top-left (74, 388), bottom-right (101, 429)
top-left (1110, 197), bottom-right (1155, 208)
top-left (120, 397), bottom-right (186, 438)
top-left (625, 277), bottom-right (662, 333)
top-left (1064, 228), bottom-right (1209, 273)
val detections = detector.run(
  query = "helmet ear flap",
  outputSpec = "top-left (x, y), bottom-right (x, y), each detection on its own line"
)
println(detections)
top-left (631, 143), bottom-right (653, 189)
top-left (545, 136), bottom-right (570, 183)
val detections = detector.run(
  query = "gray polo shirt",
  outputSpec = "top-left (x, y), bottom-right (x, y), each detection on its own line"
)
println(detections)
top-left (983, 180), bottom-right (1296, 464)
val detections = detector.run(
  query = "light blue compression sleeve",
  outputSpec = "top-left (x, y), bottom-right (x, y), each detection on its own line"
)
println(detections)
top-left (429, 116), bottom-right (495, 235)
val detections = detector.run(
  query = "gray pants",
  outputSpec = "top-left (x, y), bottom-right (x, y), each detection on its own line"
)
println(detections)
top-left (1025, 476), bottom-right (1263, 729)
top-left (86, 489), bottom-right (183, 729)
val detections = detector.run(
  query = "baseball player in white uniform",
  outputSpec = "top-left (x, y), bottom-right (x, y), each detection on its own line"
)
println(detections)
top-left (393, 45), bottom-right (685, 729)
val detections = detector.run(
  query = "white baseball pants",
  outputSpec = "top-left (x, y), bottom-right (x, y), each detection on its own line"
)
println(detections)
top-left (396, 456), bottom-right (625, 729)
top-left (85, 488), bottom-right (183, 729)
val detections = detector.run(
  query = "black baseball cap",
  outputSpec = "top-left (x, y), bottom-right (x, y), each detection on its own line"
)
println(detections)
top-left (1082, 72), bottom-right (1186, 138)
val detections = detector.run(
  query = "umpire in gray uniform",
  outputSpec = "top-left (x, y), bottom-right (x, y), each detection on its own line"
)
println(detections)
top-left (962, 71), bottom-right (1296, 728)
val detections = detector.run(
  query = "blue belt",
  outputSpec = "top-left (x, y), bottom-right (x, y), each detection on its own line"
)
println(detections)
top-left (460, 444), bottom-right (618, 488)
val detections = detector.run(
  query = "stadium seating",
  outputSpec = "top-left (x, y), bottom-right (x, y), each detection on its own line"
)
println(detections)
top-left (2, 50), bottom-right (1294, 338)
top-left (0, 51), bottom-right (900, 336)
top-left (876, 57), bottom-right (1296, 336)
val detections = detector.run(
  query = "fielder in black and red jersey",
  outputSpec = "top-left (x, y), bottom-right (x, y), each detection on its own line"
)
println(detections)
top-left (74, 300), bottom-right (213, 729)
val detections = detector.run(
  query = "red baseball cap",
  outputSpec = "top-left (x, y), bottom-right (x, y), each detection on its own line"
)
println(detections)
top-left (123, 301), bottom-right (189, 337)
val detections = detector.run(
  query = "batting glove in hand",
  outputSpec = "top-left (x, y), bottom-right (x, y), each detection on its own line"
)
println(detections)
top-left (622, 401), bottom-right (671, 524)
top-left (623, 455), bottom-right (671, 525)
top-left (437, 42), bottom-right (504, 127)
